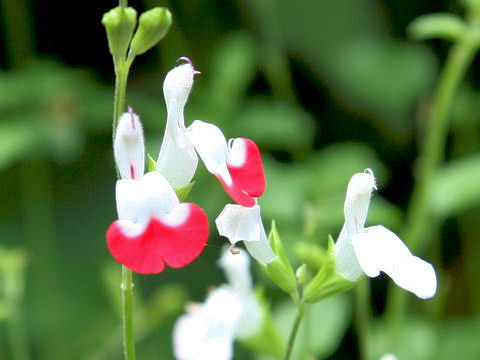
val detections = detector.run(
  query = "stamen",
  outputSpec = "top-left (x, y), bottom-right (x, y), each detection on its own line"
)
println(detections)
top-left (229, 244), bottom-right (240, 255)
top-left (178, 56), bottom-right (201, 75)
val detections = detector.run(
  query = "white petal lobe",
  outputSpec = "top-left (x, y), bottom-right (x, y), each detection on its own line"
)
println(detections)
top-left (186, 120), bottom-right (232, 186)
top-left (352, 225), bottom-right (437, 299)
top-left (114, 111), bottom-right (145, 180)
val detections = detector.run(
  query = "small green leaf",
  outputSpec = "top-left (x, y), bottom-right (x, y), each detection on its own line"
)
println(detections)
top-left (147, 153), bottom-right (157, 172)
top-left (408, 14), bottom-right (467, 42)
top-left (174, 181), bottom-right (195, 202)
top-left (296, 263), bottom-right (307, 285)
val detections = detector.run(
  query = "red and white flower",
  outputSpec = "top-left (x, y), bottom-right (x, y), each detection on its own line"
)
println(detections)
top-left (157, 58), bottom-right (266, 207)
top-left (106, 110), bottom-right (208, 274)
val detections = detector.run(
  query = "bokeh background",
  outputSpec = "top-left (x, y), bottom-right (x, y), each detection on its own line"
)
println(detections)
top-left (1, 0), bottom-right (480, 359)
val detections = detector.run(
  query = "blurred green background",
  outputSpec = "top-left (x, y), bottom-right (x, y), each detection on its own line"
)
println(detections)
top-left (1, 0), bottom-right (480, 359)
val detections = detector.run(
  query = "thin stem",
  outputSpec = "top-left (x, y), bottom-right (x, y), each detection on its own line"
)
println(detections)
top-left (283, 302), bottom-right (305, 360)
top-left (354, 278), bottom-right (372, 360)
top-left (119, 0), bottom-right (128, 7)
top-left (113, 60), bottom-right (135, 359)
top-left (385, 20), bottom-right (480, 346)
top-left (113, 66), bottom-right (129, 142)
top-left (121, 266), bottom-right (136, 360)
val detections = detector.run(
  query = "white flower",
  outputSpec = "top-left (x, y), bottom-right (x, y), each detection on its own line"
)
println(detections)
top-left (173, 287), bottom-right (243, 360)
top-left (114, 108), bottom-right (144, 180)
top-left (216, 203), bottom-right (276, 264)
top-left (334, 169), bottom-right (437, 299)
top-left (173, 248), bottom-right (263, 360)
top-left (218, 247), bottom-right (263, 339)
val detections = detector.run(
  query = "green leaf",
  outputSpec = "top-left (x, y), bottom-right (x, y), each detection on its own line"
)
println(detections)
top-left (430, 153), bottom-right (480, 218)
top-left (174, 181), bottom-right (195, 202)
top-left (408, 14), bottom-right (467, 42)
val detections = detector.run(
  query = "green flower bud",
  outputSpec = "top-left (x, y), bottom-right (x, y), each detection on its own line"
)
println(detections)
top-left (129, 7), bottom-right (172, 56)
top-left (304, 235), bottom-right (355, 303)
top-left (102, 6), bottom-right (137, 59)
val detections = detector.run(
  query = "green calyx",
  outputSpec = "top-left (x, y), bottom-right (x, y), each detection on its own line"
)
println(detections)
top-left (261, 221), bottom-right (297, 293)
top-left (130, 7), bottom-right (172, 56)
top-left (102, 6), bottom-right (137, 61)
top-left (304, 235), bottom-right (355, 303)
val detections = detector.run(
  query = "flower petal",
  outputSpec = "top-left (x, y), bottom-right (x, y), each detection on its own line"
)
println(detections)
top-left (186, 120), bottom-right (232, 185)
top-left (106, 203), bottom-right (208, 274)
top-left (216, 204), bottom-right (276, 264)
top-left (227, 138), bottom-right (266, 199)
top-left (343, 170), bottom-right (376, 234)
top-left (173, 286), bottom-right (242, 360)
top-left (218, 247), bottom-right (253, 295)
top-left (334, 224), bottom-right (364, 281)
top-left (157, 62), bottom-right (199, 188)
top-left (157, 122), bottom-right (198, 189)
top-left (351, 225), bottom-right (437, 299)
top-left (115, 171), bottom-right (179, 225)
top-left (114, 110), bottom-right (145, 180)
top-left (186, 121), bottom-right (266, 207)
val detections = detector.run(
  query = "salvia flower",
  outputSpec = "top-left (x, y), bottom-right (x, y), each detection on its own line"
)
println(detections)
top-left (106, 110), bottom-right (208, 274)
top-left (173, 248), bottom-right (263, 360)
top-left (334, 169), bottom-right (437, 299)
top-left (216, 203), bottom-right (276, 264)
top-left (157, 57), bottom-right (266, 207)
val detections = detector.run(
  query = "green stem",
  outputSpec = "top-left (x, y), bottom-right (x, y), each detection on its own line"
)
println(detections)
top-left (113, 66), bottom-right (129, 143)
top-left (119, 0), bottom-right (128, 7)
top-left (121, 266), bottom-right (136, 360)
top-left (283, 302), bottom-right (305, 360)
top-left (113, 61), bottom-right (136, 359)
top-left (385, 19), bottom-right (480, 346)
top-left (354, 279), bottom-right (372, 360)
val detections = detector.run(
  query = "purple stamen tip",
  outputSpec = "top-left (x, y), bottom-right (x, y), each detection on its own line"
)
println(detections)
top-left (128, 106), bottom-right (134, 114)
top-left (178, 56), bottom-right (201, 75)
top-left (178, 56), bottom-right (194, 66)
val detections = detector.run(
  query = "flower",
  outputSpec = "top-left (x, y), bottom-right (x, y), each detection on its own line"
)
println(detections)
top-left (106, 110), bottom-right (209, 274)
top-left (173, 248), bottom-right (263, 360)
top-left (215, 203), bottom-right (276, 264)
top-left (218, 247), bottom-right (263, 339)
top-left (157, 58), bottom-right (266, 207)
top-left (173, 286), bottom-right (242, 360)
top-left (334, 169), bottom-right (437, 299)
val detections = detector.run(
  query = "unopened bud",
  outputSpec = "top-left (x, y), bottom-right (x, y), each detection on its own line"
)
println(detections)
top-left (114, 108), bottom-right (145, 179)
top-left (102, 6), bottom-right (137, 59)
top-left (129, 7), bottom-right (172, 56)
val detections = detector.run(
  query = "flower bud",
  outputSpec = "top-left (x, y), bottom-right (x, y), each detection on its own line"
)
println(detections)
top-left (102, 6), bottom-right (137, 60)
top-left (129, 7), bottom-right (172, 56)
top-left (114, 108), bottom-right (145, 179)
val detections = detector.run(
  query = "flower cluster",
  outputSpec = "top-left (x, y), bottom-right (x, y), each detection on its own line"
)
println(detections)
top-left (106, 58), bottom-right (274, 274)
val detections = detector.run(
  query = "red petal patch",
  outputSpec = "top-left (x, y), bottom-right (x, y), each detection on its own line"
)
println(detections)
top-left (219, 138), bottom-right (266, 207)
top-left (106, 204), bottom-right (209, 274)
